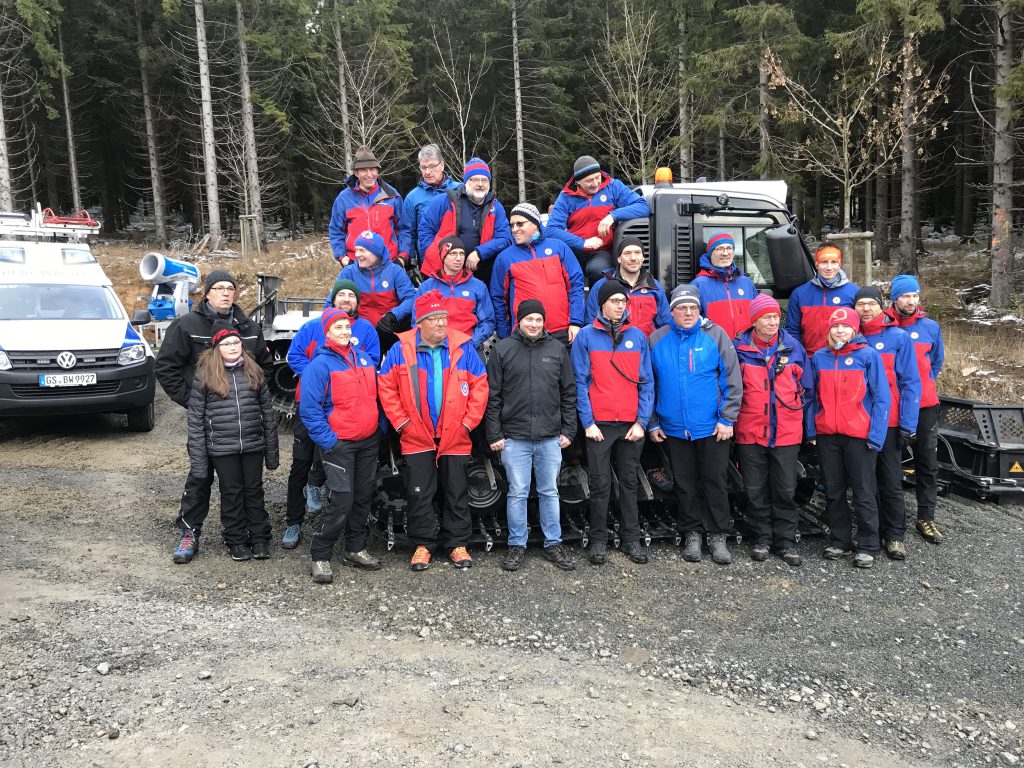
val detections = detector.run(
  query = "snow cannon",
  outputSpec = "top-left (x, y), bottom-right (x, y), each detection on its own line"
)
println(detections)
top-left (139, 252), bottom-right (200, 320)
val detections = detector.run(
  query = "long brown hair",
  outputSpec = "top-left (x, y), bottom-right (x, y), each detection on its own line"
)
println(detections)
top-left (195, 346), bottom-right (265, 398)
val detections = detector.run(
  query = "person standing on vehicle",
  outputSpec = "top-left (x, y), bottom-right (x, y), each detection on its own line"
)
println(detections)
top-left (299, 310), bottom-right (383, 583)
top-left (546, 155), bottom-right (651, 285)
top-left (378, 291), bottom-right (489, 572)
top-left (485, 299), bottom-right (577, 572)
top-left (584, 235), bottom-right (670, 337)
top-left (691, 232), bottom-right (758, 340)
top-left (414, 236), bottom-right (495, 349)
top-left (648, 285), bottom-right (742, 565)
top-left (328, 145), bottom-right (411, 267)
top-left (403, 144), bottom-right (460, 265)
top-left (885, 274), bottom-right (945, 545)
top-left (186, 323), bottom-right (279, 562)
top-left (733, 294), bottom-right (812, 567)
top-left (572, 280), bottom-right (655, 566)
top-left (155, 270), bottom-right (274, 565)
top-left (854, 285), bottom-right (921, 560)
top-left (807, 307), bottom-right (891, 568)
top-left (418, 157), bottom-right (512, 286)
top-left (784, 245), bottom-right (860, 355)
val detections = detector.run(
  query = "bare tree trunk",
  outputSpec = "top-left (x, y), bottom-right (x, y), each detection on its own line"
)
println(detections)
top-left (0, 90), bottom-right (12, 211)
top-left (677, 11), bottom-right (691, 182)
top-left (898, 45), bottom-right (918, 274)
top-left (136, 0), bottom-right (167, 244)
top-left (718, 123), bottom-right (726, 180)
top-left (991, 0), bottom-right (1015, 309)
top-left (511, 0), bottom-right (526, 202)
top-left (194, 0), bottom-right (222, 249)
top-left (874, 165), bottom-right (888, 262)
top-left (236, 0), bottom-right (264, 250)
top-left (333, 0), bottom-right (352, 176)
top-left (57, 25), bottom-right (82, 212)
top-left (758, 30), bottom-right (770, 180)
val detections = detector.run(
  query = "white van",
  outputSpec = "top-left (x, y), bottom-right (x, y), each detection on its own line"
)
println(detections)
top-left (0, 210), bottom-right (156, 431)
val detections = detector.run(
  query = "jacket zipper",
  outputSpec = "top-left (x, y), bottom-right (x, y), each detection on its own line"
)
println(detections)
top-left (232, 369), bottom-right (243, 451)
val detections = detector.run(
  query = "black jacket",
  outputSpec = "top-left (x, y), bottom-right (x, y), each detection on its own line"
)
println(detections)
top-left (484, 328), bottom-right (576, 443)
top-left (186, 364), bottom-right (280, 476)
top-left (155, 301), bottom-right (273, 408)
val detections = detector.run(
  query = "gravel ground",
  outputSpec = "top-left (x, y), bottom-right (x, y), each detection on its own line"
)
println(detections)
top-left (1, 391), bottom-right (1022, 768)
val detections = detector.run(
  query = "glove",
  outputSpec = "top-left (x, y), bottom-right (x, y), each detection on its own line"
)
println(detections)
top-left (376, 312), bottom-right (398, 334)
top-left (266, 454), bottom-right (279, 471)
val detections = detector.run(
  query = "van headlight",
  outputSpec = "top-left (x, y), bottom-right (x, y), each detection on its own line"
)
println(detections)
top-left (117, 344), bottom-right (146, 366)
top-left (0, 351), bottom-right (10, 371)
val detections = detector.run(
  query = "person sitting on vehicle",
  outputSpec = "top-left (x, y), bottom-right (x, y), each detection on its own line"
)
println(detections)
top-left (807, 307), bottom-right (891, 569)
top-left (691, 232), bottom-right (758, 340)
top-left (403, 144), bottom-right (460, 265)
top-left (414, 236), bottom-right (495, 349)
top-left (418, 157), bottom-right (512, 286)
top-left (328, 145), bottom-right (411, 267)
top-left (584, 236), bottom-right (670, 337)
top-left (546, 155), bottom-right (651, 285)
top-left (733, 293), bottom-right (813, 567)
top-left (490, 202), bottom-right (585, 346)
top-left (784, 245), bottom-right (860, 355)
top-left (298, 309), bottom-right (383, 583)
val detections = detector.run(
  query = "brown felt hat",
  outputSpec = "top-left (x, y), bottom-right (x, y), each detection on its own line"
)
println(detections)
top-left (352, 145), bottom-right (380, 170)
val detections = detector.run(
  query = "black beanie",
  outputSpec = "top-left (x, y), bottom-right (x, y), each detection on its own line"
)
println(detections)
top-left (597, 279), bottom-right (629, 310)
top-left (439, 235), bottom-right (467, 258)
top-left (615, 235), bottom-right (645, 260)
top-left (853, 285), bottom-right (884, 307)
top-left (204, 269), bottom-right (237, 296)
top-left (516, 298), bottom-right (546, 322)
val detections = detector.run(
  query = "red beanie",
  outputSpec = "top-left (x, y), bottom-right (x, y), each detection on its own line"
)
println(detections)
top-left (827, 306), bottom-right (860, 333)
top-left (748, 293), bottom-right (781, 325)
top-left (415, 290), bottom-right (448, 323)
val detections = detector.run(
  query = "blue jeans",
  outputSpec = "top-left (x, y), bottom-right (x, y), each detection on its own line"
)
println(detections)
top-left (500, 438), bottom-right (563, 547)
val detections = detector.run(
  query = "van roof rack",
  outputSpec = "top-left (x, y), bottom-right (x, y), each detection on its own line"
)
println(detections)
top-left (0, 204), bottom-right (101, 242)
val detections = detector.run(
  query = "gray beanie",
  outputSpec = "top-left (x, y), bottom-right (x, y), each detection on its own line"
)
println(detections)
top-left (509, 202), bottom-right (542, 230)
top-left (669, 284), bottom-right (701, 310)
top-left (573, 155), bottom-right (601, 182)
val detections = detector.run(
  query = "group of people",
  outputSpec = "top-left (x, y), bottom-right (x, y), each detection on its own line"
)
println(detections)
top-left (155, 145), bottom-right (946, 582)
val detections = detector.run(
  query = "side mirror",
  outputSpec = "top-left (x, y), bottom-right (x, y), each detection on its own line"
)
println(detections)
top-left (130, 309), bottom-right (152, 325)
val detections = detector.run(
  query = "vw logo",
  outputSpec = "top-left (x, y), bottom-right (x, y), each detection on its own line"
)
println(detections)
top-left (56, 351), bottom-right (77, 369)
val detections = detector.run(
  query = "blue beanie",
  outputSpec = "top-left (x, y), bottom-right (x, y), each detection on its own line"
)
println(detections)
top-left (890, 274), bottom-right (921, 301)
top-left (705, 232), bottom-right (735, 257)
top-left (463, 157), bottom-right (491, 182)
top-left (354, 230), bottom-right (388, 261)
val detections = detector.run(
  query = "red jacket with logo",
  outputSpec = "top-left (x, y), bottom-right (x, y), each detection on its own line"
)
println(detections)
top-left (807, 338), bottom-right (891, 450)
top-left (691, 254), bottom-right (757, 340)
top-left (860, 313), bottom-right (921, 433)
top-left (297, 340), bottom-right (380, 451)
top-left (418, 189), bottom-right (512, 275)
top-left (883, 306), bottom-right (944, 409)
top-left (570, 318), bottom-right (654, 428)
top-left (733, 328), bottom-right (812, 447)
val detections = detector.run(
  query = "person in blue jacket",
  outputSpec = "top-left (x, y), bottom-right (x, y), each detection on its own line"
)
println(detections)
top-left (402, 144), bottom-right (460, 265)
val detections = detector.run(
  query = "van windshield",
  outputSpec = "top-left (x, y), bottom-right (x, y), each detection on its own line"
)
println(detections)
top-left (0, 284), bottom-right (123, 320)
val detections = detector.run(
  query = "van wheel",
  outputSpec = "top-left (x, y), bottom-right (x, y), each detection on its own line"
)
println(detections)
top-left (127, 402), bottom-right (155, 432)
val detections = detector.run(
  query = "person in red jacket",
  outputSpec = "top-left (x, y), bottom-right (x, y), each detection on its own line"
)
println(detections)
top-left (784, 245), bottom-right (860, 355)
top-left (733, 294), bottom-right (813, 567)
top-left (692, 232), bottom-right (758, 339)
top-left (378, 291), bottom-right (489, 571)
top-left (414, 236), bottom-right (495, 348)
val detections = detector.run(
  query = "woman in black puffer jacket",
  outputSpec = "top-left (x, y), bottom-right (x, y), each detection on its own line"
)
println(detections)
top-left (187, 322), bottom-right (279, 562)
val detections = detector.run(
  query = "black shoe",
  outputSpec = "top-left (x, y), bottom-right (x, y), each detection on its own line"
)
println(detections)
top-left (230, 544), bottom-right (251, 561)
top-left (620, 541), bottom-right (649, 564)
top-left (778, 548), bottom-right (802, 567)
top-left (251, 542), bottom-right (270, 560)
top-left (502, 546), bottom-right (526, 572)
top-left (588, 541), bottom-right (607, 565)
top-left (681, 532), bottom-right (702, 563)
top-left (750, 544), bottom-right (770, 562)
top-left (543, 544), bottom-right (576, 571)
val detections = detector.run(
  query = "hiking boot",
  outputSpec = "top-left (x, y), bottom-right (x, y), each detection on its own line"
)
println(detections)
top-left (779, 548), bottom-right (803, 567)
top-left (916, 519), bottom-right (943, 544)
top-left (449, 546), bottom-right (472, 569)
top-left (884, 540), bottom-right (907, 560)
top-left (588, 540), bottom-right (607, 565)
top-left (681, 531), bottom-right (702, 563)
top-left (853, 552), bottom-right (875, 569)
top-left (543, 544), bottom-right (576, 571)
top-left (305, 483), bottom-right (325, 513)
top-left (310, 560), bottom-right (333, 584)
top-left (251, 542), bottom-right (270, 560)
top-left (647, 467), bottom-right (674, 493)
top-left (281, 523), bottom-right (301, 550)
top-left (172, 530), bottom-right (199, 564)
top-left (410, 546), bottom-right (431, 572)
top-left (230, 544), bottom-right (252, 562)
top-left (502, 546), bottom-right (526, 572)
top-left (823, 546), bottom-right (853, 560)
top-left (750, 544), bottom-right (770, 562)
top-left (709, 534), bottom-right (732, 565)
top-left (343, 549), bottom-right (381, 571)
top-left (620, 541), bottom-right (649, 564)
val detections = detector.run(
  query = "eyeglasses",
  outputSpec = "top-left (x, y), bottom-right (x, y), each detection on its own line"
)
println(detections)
top-left (509, 221), bottom-right (530, 229)
top-left (219, 339), bottom-right (242, 348)
top-left (606, 297), bottom-right (628, 305)
top-left (423, 316), bottom-right (448, 324)
top-left (209, 285), bottom-right (235, 293)
top-left (419, 162), bottom-right (441, 172)
top-left (673, 305), bottom-right (700, 314)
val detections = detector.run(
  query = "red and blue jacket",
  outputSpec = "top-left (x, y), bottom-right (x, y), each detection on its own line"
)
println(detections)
top-left (570, 317), bottom-right (654, 428)
top-left (402, 175), bottom-right (460, 262)
top-left (328, 255), bottom-right (416, 326)
top-left (784, 272), bottom-right (860, 355)
top-left (884, 306), bottom-right (944, 409)
top-left (807, 338), bottom-right (891, 450)
top-left (860, 313), bottom-right (921, 433)
top-left (298, 340), bottom-right (380, 452)
top-left (415, 270), bottom-right (495, 348)
top-left (585, 268), bottom-right (670, 337)
top-left (328, 177), bottom-right (411, 263)
top-left (490, 234), bottom-right (585, 337)
top-left (417, 189), bottom-right (512, 275)
top-left (691, 254), bottom-right (758, 340)
top-left (733, 328), bottom-right (812, 447)
top-left (378, 328), bottom-right (488, 457)
top-left (287, 314), bottom-right (380, 402)
top-left (547, 173), bottom-right (651, 252)
top-left (648, 317), bottom-right (742, 441)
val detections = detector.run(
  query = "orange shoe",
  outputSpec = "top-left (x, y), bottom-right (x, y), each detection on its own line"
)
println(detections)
top-left (410, 546), bottom-right (431, 572)
top-left (449, 546), bottom-right (472, 569)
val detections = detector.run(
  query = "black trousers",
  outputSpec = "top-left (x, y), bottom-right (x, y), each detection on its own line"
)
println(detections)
top-left (310, 433), bottom-right (380, 561)
top-left (575, 249), bottom-right (613, 286)
top-left (665, 435), bottom-right (732, 534)
top-left (911, 405), bottom-right (940, 522)
top-left (876, 427), bottom-right (907, 541)
top-left (817, 434), bottom-right (880, 553)
top-left (737, 443), bottom-right (800, 550)
top-left (210, 452), bottom-right (270, 547)
top-left (405, 451), bottom-right (471, 551)
top-left (586, 422), bottom-right (644, 545)
top-left (177, 459), bottom-right (214, 535)
top-left (286, 420), bottom-right (326, 525)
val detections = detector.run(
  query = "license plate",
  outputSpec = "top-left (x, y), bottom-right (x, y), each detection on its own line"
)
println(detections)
top-left (38, 373), bottom-right (97, 387)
